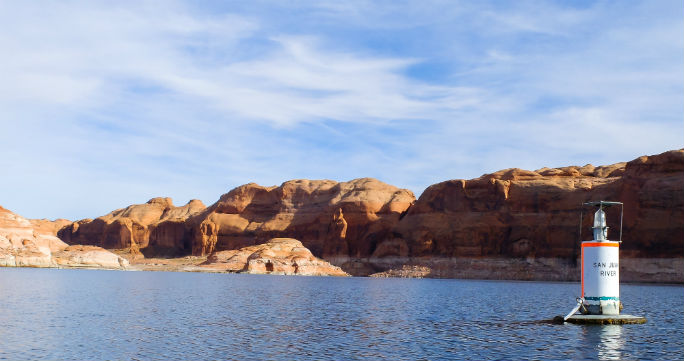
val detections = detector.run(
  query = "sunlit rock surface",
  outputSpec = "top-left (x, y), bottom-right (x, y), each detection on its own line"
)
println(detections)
top-left (386, 150), bottom-right (683, 260)
top-left (1, 206), bottom-right (128, 269)
top-left (200, 238), bottom-right (348, 276)
top-left (58, 198), bottom-right (206, 256)
top-left (52, 245), bottom-right (129, 269)
top-left (22, 149), bottom-right (682, 281)
top-left (188, 178), bottom-right (415, 259)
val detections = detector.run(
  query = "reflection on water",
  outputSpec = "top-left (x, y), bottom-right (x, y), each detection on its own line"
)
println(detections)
top-left (576, 325), bottom-right (626, 361)
top-left (597, 325), bottom-right (624, 360)
top-left (0, 268), bottom-right (681, 361)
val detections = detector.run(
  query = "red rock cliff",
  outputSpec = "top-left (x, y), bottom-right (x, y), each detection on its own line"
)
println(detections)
top-left (51, 150), bottom-right (683, 278)
top-left (382, 149), bottom-right (683, 260)
top-left (187, 178), bottom-right (416, 258)
top-left (58, 198), bottom-right (206, 256)
top-left (1, 206), bottom-right (128, 269)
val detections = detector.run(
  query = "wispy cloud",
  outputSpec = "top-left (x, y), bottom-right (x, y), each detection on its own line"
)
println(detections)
top-left (0, 0), bottom-right (681, 220)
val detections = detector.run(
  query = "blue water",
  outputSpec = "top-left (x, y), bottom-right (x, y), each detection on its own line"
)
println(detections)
top-left (0, 268), bottom-right (681, 361)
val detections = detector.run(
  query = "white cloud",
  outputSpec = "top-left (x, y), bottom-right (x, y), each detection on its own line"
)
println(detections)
top-left (0, 1), bottom-right (681, 220)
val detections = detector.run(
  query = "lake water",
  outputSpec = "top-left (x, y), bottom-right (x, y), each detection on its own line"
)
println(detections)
top-left (0, 268), bottom-right (681, 361)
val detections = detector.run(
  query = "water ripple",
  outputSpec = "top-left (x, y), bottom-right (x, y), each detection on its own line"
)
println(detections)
top-left (0, 269), bottom-right (681, 360)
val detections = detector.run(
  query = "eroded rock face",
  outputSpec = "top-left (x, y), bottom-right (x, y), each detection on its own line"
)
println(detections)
top-left (58, 198), bottom-right (205, 256)
top-left (0, 206), bottom-right (127, 269)
top-left (29, 218), bottom-right (73, 237)
top-left (383, 149), bottom-right (683, 261)
top-left (189, 178), bottom-right (415, 258)
top-left (52, 245), bottom-right (129, 269)
top-left (200, 238), bottom-right (348, 276)
top-left (29, 149), bottom-right (681, 281)
top-left (1, 206), bottom-right (68, 267)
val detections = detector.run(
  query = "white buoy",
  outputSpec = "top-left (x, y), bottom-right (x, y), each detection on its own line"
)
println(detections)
top-left (581, 205), bottom-right (620, 315)
top-left (558, 200), bottom-right (646, 324)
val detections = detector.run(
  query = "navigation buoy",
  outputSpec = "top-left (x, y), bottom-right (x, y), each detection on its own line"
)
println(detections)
top-left (560, 200), bottom-right (646, 325)
top-left (582, 202), bottom-right (621, 315)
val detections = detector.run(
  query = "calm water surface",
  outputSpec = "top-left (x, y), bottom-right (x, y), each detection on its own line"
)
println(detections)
top-left (0, 268), bottom-right (681, 360)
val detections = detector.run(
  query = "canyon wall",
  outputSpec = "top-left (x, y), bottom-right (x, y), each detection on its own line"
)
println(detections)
top-left (49, 149), bottom-right (683, 281)
top-left (186, 178), bottom-right (415, 258)
top-left (1, 206), bottom-right (128, 269)
top-left (58, 197), bottom-right (205, 256)
top-left (384, 149), bottom-right (683, 260)
top-left (359, 149), bottom-right (683, 280)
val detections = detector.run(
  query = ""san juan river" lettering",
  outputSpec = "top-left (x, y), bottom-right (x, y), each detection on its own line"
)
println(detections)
top-left (593, 261), bottom-right (618, 277)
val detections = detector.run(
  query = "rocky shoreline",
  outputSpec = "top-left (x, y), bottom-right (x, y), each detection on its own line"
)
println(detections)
top-left (2, 149), bottom-right (683, 282)
top-left (0, 206), bottom-right (129, 270)
top-left (13, 252), bottom-right (678, 285)
top-left (353, 256), bottom-right (684, 283)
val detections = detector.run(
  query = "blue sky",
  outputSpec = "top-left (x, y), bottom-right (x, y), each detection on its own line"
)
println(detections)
top-left (1, 0), bottom-right (682, 220)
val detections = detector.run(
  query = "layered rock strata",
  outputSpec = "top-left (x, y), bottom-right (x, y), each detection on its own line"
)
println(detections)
top-left (188, 178), bottom-right (415, 259)
top-left (1, 205), bottom-right (70, 267)
top-left (381, 149), bottom-right (683, 260)
top-left (352, 149), bottom-right (683, 280)
top-left (35, 149), bottom-right (684, 281)
top-left (52, 245), bottom-right (129, 269)
top-left (0, 206), bottom-right (128, 269)
top-left (58, 198), bottom-right (205, 256)
top-left (199, 238), bottom-right (348, 276)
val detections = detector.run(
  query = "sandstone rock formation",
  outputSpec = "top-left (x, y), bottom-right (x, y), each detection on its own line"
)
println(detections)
top-left (34, 149), bottom-right (683, 281)
top-left (188, 178), bottom-right (415, 259)
top-left (186, 151), bottom-right (681, 275)
top-left (52, 245), bottom-right (129, 269)
top-left (58, 198), bottom-right (206, 256)
top-left (200, 238), bottom-right (348, 276)
top-left (0, 237), bottom-right (54, 268)
top-left (380, 149), bottom-right (683, 263)
top-left (1, 206), bottom-right (127, 269)
top-left (1, 206), bottom-right (69, 267)
top-left (29, 218), bottom-right (72, 237)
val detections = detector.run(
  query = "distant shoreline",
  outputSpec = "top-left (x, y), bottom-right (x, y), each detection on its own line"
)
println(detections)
top-left (9, 254), bottom-right (679, 284)
top-left (4, 259), bottom-right (683, 285)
